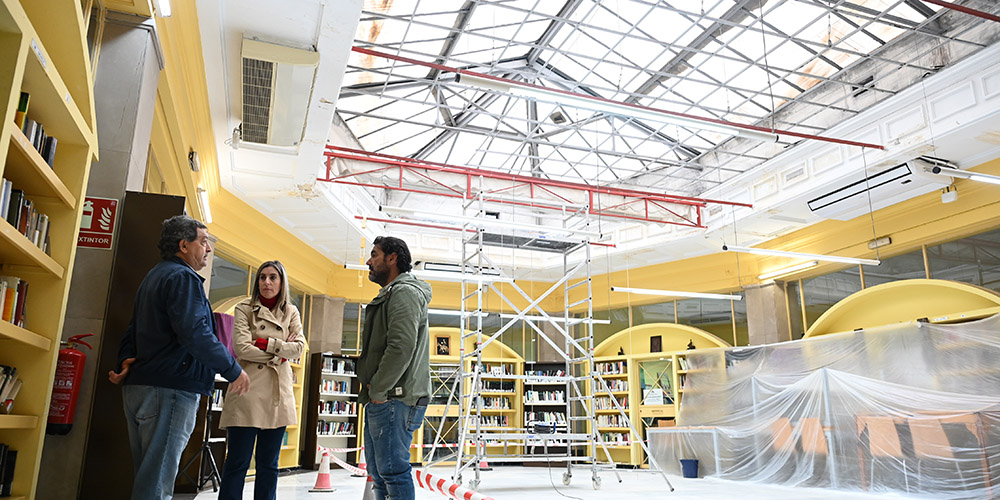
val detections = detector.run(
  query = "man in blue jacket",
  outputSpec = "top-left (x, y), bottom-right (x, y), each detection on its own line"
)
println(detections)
top-left (109, 215), bottom-right (250, 500)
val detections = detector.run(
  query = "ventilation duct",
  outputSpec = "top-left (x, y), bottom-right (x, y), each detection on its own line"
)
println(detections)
top-left (240, 38), bottom-right (319, 147)
top-left (806, 159), bottom-right (950, 221)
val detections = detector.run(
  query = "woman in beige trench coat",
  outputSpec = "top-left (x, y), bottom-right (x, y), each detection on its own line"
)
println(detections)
top-left (218, 260), bottom-right (305, 500)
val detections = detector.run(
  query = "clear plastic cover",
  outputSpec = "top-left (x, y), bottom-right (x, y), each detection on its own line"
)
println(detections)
top-left (649, 315), bottom-right (1000, 499)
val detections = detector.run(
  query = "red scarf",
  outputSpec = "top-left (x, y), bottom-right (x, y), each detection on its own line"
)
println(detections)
top-left (259, 294), bottom-right (278, 310)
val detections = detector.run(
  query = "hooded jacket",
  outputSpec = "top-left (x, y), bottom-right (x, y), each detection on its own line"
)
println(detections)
top-left (357, 272), bottom-right (432, 406)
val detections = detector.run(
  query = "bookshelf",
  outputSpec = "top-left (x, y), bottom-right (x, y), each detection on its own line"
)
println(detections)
top-left (590, 323), bottom-right (730, 466)
top-left (304, 353), bottom-right (359, 469)
top-left (278, 355), bottom-right (307, 470)
top-left (0, 0), bottom-right (97, 498)
top-left (523, 362), bottom-right (568, 462)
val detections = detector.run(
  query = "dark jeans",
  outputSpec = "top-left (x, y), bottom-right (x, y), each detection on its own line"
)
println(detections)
top-left (363, 400), bottom-right (427, 500)
top-left (218, 426), bottom-right (285, 500)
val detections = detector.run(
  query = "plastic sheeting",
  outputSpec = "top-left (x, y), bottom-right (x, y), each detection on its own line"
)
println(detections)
top-left (649, 315), bottom-right (1000, 499)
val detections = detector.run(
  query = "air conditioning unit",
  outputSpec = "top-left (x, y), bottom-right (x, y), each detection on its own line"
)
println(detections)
top-left (806, 159), bottom-right (949, 221)
top-left (240, 38), bottom-right (319, 148)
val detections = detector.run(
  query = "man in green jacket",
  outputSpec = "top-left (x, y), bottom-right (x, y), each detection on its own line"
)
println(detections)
top-left (358, 236), bottom-right (432, 500)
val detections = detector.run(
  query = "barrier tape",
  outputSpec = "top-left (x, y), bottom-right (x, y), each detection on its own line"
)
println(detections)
top-left (415, 469), bottom-right (496, 500)
top-left (319, 439), bottom-right (645, 455)
top-left (325, 451), bottom-right (368, 476)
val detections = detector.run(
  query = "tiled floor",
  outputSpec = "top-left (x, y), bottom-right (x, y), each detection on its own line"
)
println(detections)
top-left (188, 466), bottom-right (919, 499)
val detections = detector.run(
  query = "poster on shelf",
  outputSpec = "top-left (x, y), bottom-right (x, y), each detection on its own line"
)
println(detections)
top-left (643, 388), bottom-right (665, 405)
top-left (77, 197), bottom-right (118, 249)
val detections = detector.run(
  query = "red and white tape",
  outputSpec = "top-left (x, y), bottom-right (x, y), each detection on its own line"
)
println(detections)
top-left (415, 469), bottom-right (496, 500)
top-left (319, 442), bottom-right (469, 454)
top-left (325, 451), bottom-right (368, 476)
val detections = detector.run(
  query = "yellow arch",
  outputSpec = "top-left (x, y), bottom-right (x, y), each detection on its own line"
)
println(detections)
top-left (805, 279), bottom-right (1000, 338)
top-left (429, 326), bottom-right (523, 361)
top-left (213, 295), bottom-right (250, 314)
top-left (593, 322), bottom-right (730, 357)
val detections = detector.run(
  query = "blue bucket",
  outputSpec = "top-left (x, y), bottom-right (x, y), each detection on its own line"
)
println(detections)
top-left (680, 459), bottom-right (699, 478)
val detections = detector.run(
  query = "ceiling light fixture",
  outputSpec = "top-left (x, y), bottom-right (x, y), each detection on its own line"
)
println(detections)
top-left (929, 165), bottom-right (1000, 186)
top-left (722, 245), bottom-right (880, 266)
top-left (379, 205), bottom-right (603, 239)
top-left (344, 263), bottom-right (514, 283)
top-left (499, 313), bottom-right (612, 325)
top-left (456, 73), bottom-right (779, 143)
top-left (610, 286), bottom-right (742, 301)
top-left (196, 187), bottom-right (212, 224)
top-left (758, 261), bottom-right (819, 280)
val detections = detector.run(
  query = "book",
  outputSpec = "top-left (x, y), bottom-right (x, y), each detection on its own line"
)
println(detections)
top-left (21, 118), bottom-right (35, 139)
top-left (0, 277), bottom-right (19, 323)
top-left (13, 92), bottom-right (28, 129)
top-left (1, 449), bottom-right (16, 496)
top-left (13, 280), bottom-right (27, 328)
top-left (42, 135), bottom-right (57, 167)
top-left (5, 189), bottom-right (22, 228)
top-left (0, 179), bottom-right (10, 221)
top-left (0, 379), bottom-right (21, 414)
top-left (0, 366), bottom-right (15, 403)
top-left (0, 443), bottom-right (7, 496)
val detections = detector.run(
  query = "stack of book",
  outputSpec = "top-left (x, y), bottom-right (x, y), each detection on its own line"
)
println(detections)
top-left (0, 365), bottom-right (21, 414)
top-left (0, 277), bottom-right (29, 328)
top-left (0, 178), bottom-right (51, 254)
top-left (0, 443), bottom-right (16, 496)
top-left (14, 92), bottom-right (57, 168)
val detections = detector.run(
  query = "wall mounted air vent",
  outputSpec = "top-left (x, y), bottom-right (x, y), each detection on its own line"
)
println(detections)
top-left (240, 38), bottom-right (319, 147)
top-left (806, 159), bottom-right (949, 221)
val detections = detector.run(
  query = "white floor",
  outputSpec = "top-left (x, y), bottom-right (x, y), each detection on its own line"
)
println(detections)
top-left (191, 467), bottom-right (921, 500)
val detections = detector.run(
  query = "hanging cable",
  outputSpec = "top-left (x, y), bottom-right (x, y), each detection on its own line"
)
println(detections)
top-left (860, 147), bottom-right (880, 262)
top-left (758, 3), bottom-right (777, 132)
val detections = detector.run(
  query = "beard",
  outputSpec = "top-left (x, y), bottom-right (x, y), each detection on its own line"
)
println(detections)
top-left (368, 267), bottom-right (390, 286)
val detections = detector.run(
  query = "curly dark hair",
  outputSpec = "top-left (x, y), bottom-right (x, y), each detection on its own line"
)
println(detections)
top-left (158, 215), bottom-right (207, 260)
top-left (373, 236), bottom-right (413, 273)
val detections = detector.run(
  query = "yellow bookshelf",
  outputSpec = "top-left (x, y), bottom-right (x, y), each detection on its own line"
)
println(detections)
top-left (0, 0), bottom-right (98, 498)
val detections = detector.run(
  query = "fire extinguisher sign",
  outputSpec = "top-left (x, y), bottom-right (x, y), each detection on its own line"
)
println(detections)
top-left (78, 197), bottom-right (118, 249)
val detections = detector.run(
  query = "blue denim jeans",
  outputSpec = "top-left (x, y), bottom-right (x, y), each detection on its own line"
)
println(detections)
top-left (122, 384), bottom-right (201, 500)
top-left (363, 399), bottom-right (427, 500)
top-left (218, 426), bottom-right (285, 500)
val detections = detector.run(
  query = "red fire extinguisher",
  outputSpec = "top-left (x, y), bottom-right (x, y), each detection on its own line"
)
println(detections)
top-left (47, 333), bottom-right (94, 435)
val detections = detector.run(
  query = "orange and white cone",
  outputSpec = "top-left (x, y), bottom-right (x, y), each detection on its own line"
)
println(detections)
top-left (353, 448), bottom-right (367, 477)
top-left (479, 458), bottom-right (492, 471)
top-left (309, 451), bottom-right (337, 492)
top-left (361, 475), bottom-right (376, 500)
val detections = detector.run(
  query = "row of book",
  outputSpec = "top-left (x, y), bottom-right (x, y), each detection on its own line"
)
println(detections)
top-left (676, 356), bottom-right (689, 370)
top-left (210, 388), bottom-right (224, 411)
top-left (0, 277), bottom-right (30, 329)
top-left (524, 368), bottom-right (565, 377)
top-left (596, 414), bottom-right (627, 427)
top-left (595, 396), bottom-right (629, 410)
top-left (0, 443), bottom-right (16, 497)
top-left (318, 400), bottom-right (356, 416)
top-left (475, 396), bottom-right (510, 409)
top-left (322, 357), bottom-right (355, 375)
top-left (604, 378), bottom-right (628, 391)
top-left (524, 390), bottom-right (565, 403)
top-left (477, 415), bottom-right (509, 428)
top-left (477, 380), bottom-right (514, 393)
top-left (14, 93), bottom-right (58, 168)
top-left (317, 421), bottom-right (354, 436)
top-left (1, 178), bottom-right (51, 255)
top-left (481, 363), bottom-right (513, 376)
top-left (595, 361), bottom-right (627, 375)
top-left (320, 380), bottom-right (351, 394)
top-left (599, 432), bottom-right (632, 445)
top-left (525, 411), bottom-right (567, 425)
top-left (0, 366), bottom-right (22, 415)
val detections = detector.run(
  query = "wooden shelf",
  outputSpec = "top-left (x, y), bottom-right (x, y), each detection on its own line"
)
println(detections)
top-left (0, 414), bottom-right (38, 429)
top-left (596, 373), bottom-right (628, 379)
top-left (322, 371), bottom-right (356, 377)
top-left (0, 320), bottom-right (50, 350)
top-left (7, 125), bottom-right (76, 208)
top-left (20, 28), bottom-right (93, 149)
top-left (596, 409), bottom-right (628, 414)
top-left (318, 434), bottom-right (356, 438)
top-left (0, 213), bottom-right (63, 277)
top-left (598, 427), bottom-right (631, 431)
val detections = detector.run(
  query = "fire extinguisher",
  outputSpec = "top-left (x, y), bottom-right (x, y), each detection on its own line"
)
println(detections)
top-left (47, 333), bottom-right (94, 435)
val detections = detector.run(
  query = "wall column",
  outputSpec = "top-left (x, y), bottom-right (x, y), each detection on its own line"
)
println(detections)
top-left (744, 281), bottom-right (792, 346)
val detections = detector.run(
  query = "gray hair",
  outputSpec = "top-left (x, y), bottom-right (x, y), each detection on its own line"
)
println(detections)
top-left (158, 215), bottom-right (206, 260)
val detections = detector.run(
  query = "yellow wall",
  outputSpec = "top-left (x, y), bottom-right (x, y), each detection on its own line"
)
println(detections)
top-left (593, 323), bottom-right (730, 357)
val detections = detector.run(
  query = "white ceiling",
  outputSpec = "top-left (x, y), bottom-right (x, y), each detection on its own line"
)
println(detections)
top-left (196, 0), bottom-right (1000, 280)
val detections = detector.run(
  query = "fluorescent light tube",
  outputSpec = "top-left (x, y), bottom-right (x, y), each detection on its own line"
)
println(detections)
top-left (611, 286), bottom-right (742, 301)
top-left (930, 166), bottom-right (1000, 185)
top-left (499, 313), bottom-right (612, 325)
top-left (722, 245), bottom-right (879, 266)
top-left (196, 187), bottom-right (212, 224)
top-left (344, 263), bottom-right (513, 283)
top-left (380, 205), bottom-right (602, 238)
top-left (456, 73), bottom-right (778, 142)
top-left (758, 261), bottom-right (819, 280)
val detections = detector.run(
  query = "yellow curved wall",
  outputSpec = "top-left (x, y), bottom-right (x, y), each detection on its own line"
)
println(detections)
top-left (805, 279), bottom-right (1000, 338)
top-left (593, 322), bottom-right (730, 357)
top-left (428, 326), bottom-right (522, 363)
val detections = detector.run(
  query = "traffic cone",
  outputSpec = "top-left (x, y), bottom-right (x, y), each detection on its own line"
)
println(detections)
top-left (309, 451), bottom-right (337, 492)
top-left (352, 448), bottom-right (367, 477)
top-left (479, 458), bottom-right (492, 471)
top-left (361, 475), bottom-right (376, 500)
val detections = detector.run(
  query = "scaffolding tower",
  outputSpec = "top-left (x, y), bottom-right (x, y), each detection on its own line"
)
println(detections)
top-left (421, 191), bottom-right (674, 493)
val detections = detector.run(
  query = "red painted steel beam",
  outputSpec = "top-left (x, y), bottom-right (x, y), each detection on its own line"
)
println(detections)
top-left (351, 46), bottom-right (886, 151)
top-left (921, 0), bottom-right (1000, 23)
